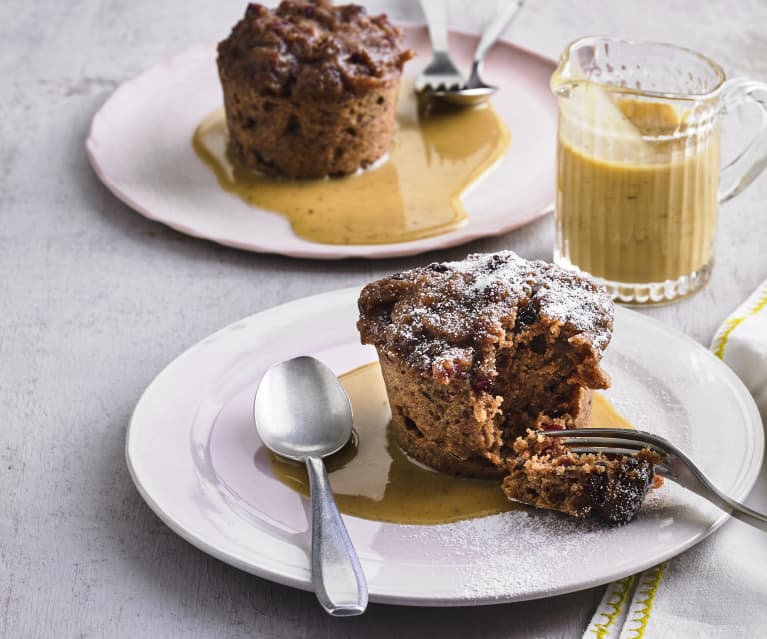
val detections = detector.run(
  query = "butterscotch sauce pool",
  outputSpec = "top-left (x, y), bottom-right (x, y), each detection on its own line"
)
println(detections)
top-left (269, 362), bottom-right (635, 525)
top-left (193, 82), bottom-right (510, 245)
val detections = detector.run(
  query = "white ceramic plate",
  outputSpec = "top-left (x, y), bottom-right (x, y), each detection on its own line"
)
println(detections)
top-left (87, 26), bottom-right (557, 259)
top-left (126, 287), bottom-right (763, 606)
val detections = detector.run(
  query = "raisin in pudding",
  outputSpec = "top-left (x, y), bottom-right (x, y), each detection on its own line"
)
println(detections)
top-left (357, 251), bottom-right (659, 524)
top-left (217, 0), bottom-right (413, 179)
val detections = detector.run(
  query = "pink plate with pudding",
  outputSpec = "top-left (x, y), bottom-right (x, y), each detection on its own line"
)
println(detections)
top-left (125, 287), bottom-right (763, 606)
top-left (86, 26), bottom-right (557, 259)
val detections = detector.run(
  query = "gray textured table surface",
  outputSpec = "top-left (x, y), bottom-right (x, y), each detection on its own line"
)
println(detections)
top-left (2, 1), bottom-right (767, 637)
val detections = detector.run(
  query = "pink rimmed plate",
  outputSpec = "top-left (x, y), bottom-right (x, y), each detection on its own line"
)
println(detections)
top-left (126, 287), bottom-right (763, 605)
top-left (87, 26), bottom-right (557, 259)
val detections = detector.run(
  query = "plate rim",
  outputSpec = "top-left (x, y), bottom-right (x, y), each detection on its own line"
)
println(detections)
top-left (125, 286), bottom-right (765, 606)
top-left (86, 25), bottom-right (557, 260)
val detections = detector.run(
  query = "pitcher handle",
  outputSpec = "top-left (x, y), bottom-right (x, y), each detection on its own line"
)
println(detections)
top-left (719, 78), bottom-right (767, 203)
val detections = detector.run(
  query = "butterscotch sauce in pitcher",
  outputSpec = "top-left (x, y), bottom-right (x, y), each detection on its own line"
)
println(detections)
top-left (545, 35), bottom-right (767, 304)
top-left (556, 88), bottom-right (720, 286)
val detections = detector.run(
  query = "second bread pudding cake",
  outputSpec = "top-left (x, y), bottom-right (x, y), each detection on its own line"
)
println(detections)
top-left (217, 0), bottom-right (413, 179)
top-left (357, 251), bottom-right (659, 524)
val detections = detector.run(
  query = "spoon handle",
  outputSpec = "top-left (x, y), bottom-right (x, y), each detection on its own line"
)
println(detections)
top-left (468, 1), bottom-right (524, 85)
top-left (305, 455), bottom-right (368, 616)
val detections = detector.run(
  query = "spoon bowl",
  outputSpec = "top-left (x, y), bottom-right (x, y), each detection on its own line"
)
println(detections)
top-left (254, 356), bottom-right (368, 617)
top-left (255, 356), bottom-right (353, 461)
top-left (427, 86), bottom-right (496, 107)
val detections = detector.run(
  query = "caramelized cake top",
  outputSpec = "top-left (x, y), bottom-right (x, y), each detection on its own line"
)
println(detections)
top-left (218, 0), bottom-right (413, 99)
top-left (357, 251), bottom-right (614, 388)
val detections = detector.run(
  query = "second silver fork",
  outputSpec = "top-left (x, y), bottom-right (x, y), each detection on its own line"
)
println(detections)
top-left (415, 0), bottom-right (465, 93)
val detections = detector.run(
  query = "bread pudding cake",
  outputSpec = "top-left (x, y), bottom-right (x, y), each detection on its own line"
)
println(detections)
top-left (358, 251), bottom-right (659, 523)
top-left (217, 0), bottom-right (413, 179)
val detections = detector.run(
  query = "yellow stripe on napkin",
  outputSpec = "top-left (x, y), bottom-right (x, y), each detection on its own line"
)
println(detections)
top-left (582, 575), bottom-right (636, 639)
top-left (711, 286), bottom-right (767, 360)
top-left (617, 564), bottom-right (665, 639)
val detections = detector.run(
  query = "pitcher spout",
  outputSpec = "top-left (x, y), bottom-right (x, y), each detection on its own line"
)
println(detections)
top-left (550, 37), bottom-right (601, 100)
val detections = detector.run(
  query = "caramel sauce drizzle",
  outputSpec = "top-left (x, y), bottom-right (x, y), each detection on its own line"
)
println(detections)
top-left (193, 82), bottom-right (510, 245)
top-left (269, 362), bottom-right (634, 525)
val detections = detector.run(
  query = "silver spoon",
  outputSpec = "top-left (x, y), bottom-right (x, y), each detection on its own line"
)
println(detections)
top-left (420, 0), bottom-right (525, 107)
top-left (254, 356), bottom-right (367, 617)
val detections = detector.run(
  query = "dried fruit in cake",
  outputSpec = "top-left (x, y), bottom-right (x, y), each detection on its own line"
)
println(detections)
top-left (217, 0), bottom-right (414, 179)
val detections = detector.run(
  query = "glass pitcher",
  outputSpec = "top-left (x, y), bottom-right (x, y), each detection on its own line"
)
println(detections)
top-left (551, 36), bottom-right (767, 304)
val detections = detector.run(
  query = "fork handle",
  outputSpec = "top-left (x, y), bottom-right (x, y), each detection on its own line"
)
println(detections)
top-left (727, 501), bottom-right (767, 532)
top-left (670, 461), bottom-right (767, 532)
top-left (698, 485), bottom-right (767, 532)
top-left (419, 0), bottom-right (450, 55)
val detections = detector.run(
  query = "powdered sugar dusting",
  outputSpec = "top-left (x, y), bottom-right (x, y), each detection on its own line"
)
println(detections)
top-left (453, 252), bottom-right (615, 354)
top-left (397, 507), bottom-right (611, 600)
top-left (535, 269), bottom-right (615, 353)
top-left (390, 483), bottom-right (701, 602)
top-left (357, 250), bottom-right (614, 382)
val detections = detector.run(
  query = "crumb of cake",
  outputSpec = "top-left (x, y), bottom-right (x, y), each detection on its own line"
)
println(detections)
top-left (502, 430), bottom-right (662, 524)
top-left (217, 0), bottom-right (414, 178)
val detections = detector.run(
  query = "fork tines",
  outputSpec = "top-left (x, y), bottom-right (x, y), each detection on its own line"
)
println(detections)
top-left (537, 428), bottom-right (672, 461)
top-left (415, 79), bottom-right (464, 93)
top-left (433, 82), bottom-right (462, 92)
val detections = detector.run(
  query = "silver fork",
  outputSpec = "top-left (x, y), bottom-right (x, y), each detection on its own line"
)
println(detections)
top-left (416, 0), bottom-right (525, 106)
top-left (415, 0), bottom-right (465, 94)
top-left (545, 428), bottom-right (767, 532)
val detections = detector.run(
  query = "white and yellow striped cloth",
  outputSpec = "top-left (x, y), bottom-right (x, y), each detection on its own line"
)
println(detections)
top-left (583, 279), bottom-right (767, 639)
